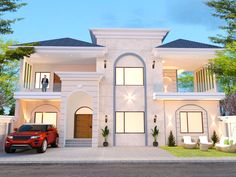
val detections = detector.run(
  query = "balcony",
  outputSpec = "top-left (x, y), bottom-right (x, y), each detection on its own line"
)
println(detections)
top-left (14, 91), bottom-right (61, 100)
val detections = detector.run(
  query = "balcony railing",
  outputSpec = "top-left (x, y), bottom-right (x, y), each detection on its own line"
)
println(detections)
top-left (16, 83), bottom-right (62, 92)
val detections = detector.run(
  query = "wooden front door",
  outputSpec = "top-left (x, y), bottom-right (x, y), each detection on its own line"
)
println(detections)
top-left (74, 114), bottom-right (92, 138)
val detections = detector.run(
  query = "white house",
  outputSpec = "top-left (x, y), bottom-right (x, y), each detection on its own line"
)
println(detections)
top-left (12, 28), bottom-right (226, 147)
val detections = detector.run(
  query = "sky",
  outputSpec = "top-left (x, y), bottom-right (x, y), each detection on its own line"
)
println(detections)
top-left (3, 0), bottom-right (224, 45)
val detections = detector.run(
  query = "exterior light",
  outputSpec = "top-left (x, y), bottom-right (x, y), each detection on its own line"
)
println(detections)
top-left (152, 60), bottom-right (155, 69)
top-left (125, 93), bottom-right (135, 103)
top-left (154, 115), bottom-right (157, 123)
top-left (104, 60), bottom-right (107, 68)
top-left (105, 115), bottom-right (108, 123)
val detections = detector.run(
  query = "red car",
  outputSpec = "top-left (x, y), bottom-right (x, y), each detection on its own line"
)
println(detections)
top-left (5, 124), bottom-right (59, 153)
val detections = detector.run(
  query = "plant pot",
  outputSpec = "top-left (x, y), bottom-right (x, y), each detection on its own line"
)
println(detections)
top-left (103, 141), bottom-right (108, 147)
top-left (153, 141), bottom-right (158, 147)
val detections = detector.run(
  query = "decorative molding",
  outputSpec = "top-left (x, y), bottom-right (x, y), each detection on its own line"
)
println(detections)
top-left (14, 92), bottom-right (61, 100)
top-left (56, 72), bottom-right (104, 81)
top-left (153, 48), bottom-right (223, 56)
top-left (153, 92), bottom-right (225, 100)
top-left (90, 28), bottom-right (169, 42)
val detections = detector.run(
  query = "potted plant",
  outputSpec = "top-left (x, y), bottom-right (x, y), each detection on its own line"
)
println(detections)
top-left (151, 126), bottom-right (159, 147)
top-left (101, 126), bottom-right (109, 147)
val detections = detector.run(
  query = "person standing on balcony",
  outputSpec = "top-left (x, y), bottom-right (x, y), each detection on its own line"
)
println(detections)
top-left (41, 75), bottom-right (49, 92)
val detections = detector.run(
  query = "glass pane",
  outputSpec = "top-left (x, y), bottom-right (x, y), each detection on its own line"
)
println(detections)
top-left (116, 112), bottom-right (124, 133)
top-left (35, 73), bottom-right (41, 88)
top-left (125, 112), bottom-right (144, 133)
top-left (116, 68), bottom-right (124, 85)
top-left (43, 113), bottom-right (57, 126)
top-left (188, 112), bottom-right (203, 133)
top-left (76, 107), bottom-right (93, 114)
top-left (35, 113), bottom-right (42, 123)
top-left (180, 112), bottom-right (188, 133)
top-left (125, 68), bottom-right (143, 85)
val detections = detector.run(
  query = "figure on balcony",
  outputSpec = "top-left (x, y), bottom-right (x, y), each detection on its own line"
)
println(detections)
top-left (41, 75), bottom-right (49, 92)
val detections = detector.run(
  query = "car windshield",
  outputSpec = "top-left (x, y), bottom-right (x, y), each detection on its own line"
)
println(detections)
top-left (18, 125), bottom-right (48, 132)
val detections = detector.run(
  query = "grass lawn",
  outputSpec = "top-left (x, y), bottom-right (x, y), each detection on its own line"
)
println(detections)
top-left (161, 146), bottom-right (236, 157)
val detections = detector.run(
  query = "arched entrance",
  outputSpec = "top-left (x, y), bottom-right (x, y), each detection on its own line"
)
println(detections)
top-left (74, 107), bottom-right (93, 138)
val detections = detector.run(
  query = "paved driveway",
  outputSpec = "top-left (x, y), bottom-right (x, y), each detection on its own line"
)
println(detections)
top-left (1, 147), bottom-right (236, 164)
top-left (0, 147), bottom-right (175, 163)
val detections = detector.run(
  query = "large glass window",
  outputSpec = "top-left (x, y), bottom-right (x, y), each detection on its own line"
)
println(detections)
top-left (35, 72), bottom-right (50, 88)
top-left (180, 112), bottom-right (203, 133)
top-left (34, 112), bottom-right (57, 126)
top-left (116, 112), bottom-right (144, 133)
top-left (116, 68), bottom-right (143, 86)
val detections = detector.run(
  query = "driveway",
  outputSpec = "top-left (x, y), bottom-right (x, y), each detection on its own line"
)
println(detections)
top-left (0, 147), bottom-right (175, 163)
top-left (1, 147), bottom-right (236, 164)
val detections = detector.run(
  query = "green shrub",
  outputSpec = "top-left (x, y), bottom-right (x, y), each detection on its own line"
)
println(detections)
top-left (211, 130), bottom-right (219, 146)
top-left (168, 130), bottom-right (176, 147)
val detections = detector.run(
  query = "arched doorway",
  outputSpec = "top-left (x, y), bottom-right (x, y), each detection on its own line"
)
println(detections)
top-left (74, 107), bottom-right (93, 138)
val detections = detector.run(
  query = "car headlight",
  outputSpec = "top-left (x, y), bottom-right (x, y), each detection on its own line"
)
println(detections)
top-left (30, 136), bottom-right (40, 139)
top-left (7, 135), bottom-right (13, 139)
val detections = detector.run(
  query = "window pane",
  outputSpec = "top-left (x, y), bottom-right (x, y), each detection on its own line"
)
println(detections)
top-left (125, 68), bottom-right (143, 85)
top-left (116, 112), bottom-right (124, 133)
top-left (35, 72), bottom-right (50, 88)
top-left (125, 112), bottom-right (144, 133)
top-left (43, 113), bottom-right (57, 126)
top-left (35, 73), bottom-right (41, 88)
top-left (116, 68), bottom-right (124, 85)
top-left (188, 112), bottom-right (203, 133)
top-left (180, 112), bottom-right (188, 133)
top-left (35, 113), bottom-right (42, 123)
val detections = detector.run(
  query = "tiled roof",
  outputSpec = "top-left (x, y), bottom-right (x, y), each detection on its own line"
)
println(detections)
top-left (157, 39), bottom-right (222, 48)
top-left (15, 37), bottom-right (103, 47)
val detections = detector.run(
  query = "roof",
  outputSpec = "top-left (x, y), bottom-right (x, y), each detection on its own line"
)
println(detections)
top-left (14, 37), bottom-right (103, 47)
top-left (157, 39), bottom-right (222, 49)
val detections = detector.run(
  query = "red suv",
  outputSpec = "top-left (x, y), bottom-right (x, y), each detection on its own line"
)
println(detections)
top-left (5, 124), bottom-right (59, 153)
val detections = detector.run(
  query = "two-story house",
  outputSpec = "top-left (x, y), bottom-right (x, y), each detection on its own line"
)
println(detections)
top-left (12, 28), bottom-right (225, 147)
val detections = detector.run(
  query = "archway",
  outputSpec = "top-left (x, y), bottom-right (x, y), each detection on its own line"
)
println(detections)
top-left (74, 107), bottom-right (93, 138)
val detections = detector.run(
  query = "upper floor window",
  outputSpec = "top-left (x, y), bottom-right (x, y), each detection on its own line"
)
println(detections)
top-left (116, 67), bottom-right (144, 86)
top-left (35, 72), bottom-right (50, 88)
top-left (23, 62), bottom-right (32, 89)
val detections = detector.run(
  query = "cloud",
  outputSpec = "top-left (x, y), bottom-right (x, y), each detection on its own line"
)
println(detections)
top-left (100, 8), bottom-right (167, 28)
top-left (165, 0), bottom-right (224, 30)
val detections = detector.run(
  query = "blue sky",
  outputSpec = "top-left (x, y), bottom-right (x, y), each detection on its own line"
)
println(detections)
top-left (4, 0), bottom-right (224, 45)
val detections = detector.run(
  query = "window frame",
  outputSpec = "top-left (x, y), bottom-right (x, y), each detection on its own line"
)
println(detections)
top-left (180, 111), bottom-right (204, 134)
top-left (115, 67), bottom-right (144, 86)
top-left (34, 112), bottom-right (57, 127)
top-left (115, 111), bottom-right (145, 134)
top-left (34, 72), bottom-right (50, 89)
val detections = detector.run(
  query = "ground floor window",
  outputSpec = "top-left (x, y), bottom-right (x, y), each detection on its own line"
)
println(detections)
top-left (180, 111), bottom-right (203, 133)
top-left (116, 112), bottom-right (144, 133)
top-left (34, 112), bottom-right (57, 126)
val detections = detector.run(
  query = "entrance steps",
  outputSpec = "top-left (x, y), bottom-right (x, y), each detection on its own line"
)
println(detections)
top-left (65, 139), bottom-right (92, 147)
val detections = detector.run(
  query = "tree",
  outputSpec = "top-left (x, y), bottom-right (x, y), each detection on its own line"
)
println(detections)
top-left (211, 130), bottom-right (219, 146)
top-left (207, 0), bottom-right (236, 115)
top-left (177, 71), bottom-right (194, 92)
top-left (206, 0), bottom-right (236, 45)
top-left (209, 42), bottom-right (236, 94)
top-left (0, 39), bottom-right (35, 113)
top-left (0, 0), bottom-right (26, 34)
top-left (167, 131), bottom-right (176, 147)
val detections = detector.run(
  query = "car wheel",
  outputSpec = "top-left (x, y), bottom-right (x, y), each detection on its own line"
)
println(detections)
top-left (37, 139), bottom-right (47, 153)
top-left (5, 147), bottom-right (16, 153)
top-left (51, 136), bottom-right (59, 148)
